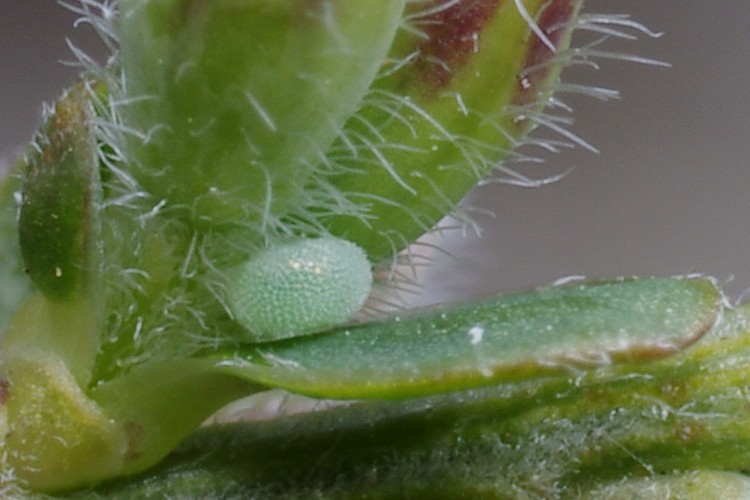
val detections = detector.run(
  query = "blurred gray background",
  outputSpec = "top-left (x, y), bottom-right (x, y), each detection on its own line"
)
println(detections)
top-left (2, 1), bottom-right (749, 303)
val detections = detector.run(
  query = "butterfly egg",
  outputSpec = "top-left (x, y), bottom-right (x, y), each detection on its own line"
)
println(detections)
top-left (226, 237), bottom-right (373, 343)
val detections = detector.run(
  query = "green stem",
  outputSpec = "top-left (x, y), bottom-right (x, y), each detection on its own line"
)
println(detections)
top-left (2, 348), bottom-right (258, 492)
top-left (89, 358), bottom-right (260, 477)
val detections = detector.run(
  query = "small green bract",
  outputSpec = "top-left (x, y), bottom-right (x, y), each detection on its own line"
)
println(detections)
top-left (226, 237), bottom-right (372, 342)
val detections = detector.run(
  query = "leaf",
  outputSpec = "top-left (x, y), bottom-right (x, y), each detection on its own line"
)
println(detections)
top-left (214, 277), bottom-right (720, 399)
top-left (18, 82), bottom-right (102, 300)
top-left (79, 301), bottom-right (750, 497)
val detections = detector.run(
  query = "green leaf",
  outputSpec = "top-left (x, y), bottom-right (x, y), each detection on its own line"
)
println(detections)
top-left (215, 277), bottom-right (720, 399)
top-left (11, 83), bottom-right (104, 385)
top-left (71, 301), bottom-right (750, 498)
top-left (18, 82), bottom-right (102, 300)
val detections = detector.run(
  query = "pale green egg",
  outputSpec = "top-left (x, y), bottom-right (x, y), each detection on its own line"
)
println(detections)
top-left (226, 237), bottom-right (373, 343)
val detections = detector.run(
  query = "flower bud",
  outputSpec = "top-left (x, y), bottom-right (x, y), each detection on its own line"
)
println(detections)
top-left (322, 0), bottom-right (584, 262)
top-left (117, 0), bottom-right (406, 226)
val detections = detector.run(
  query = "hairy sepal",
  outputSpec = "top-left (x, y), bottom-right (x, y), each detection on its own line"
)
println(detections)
top-left (12, 83), bottom-right (106, 386)
top-left (117, 0), bottom-right (406, 227)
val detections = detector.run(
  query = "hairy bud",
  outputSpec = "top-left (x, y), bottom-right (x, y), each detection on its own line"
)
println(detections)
top-left (118, 0), bottom-right (406, 225)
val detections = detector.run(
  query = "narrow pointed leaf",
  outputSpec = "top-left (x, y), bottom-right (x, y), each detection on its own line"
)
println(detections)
top-left (214, 277), bottom-right (720, 399)
top-left (18, 82), bottom-right (101, 299)
top-left (81, 304), bottom-right (750, 497)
